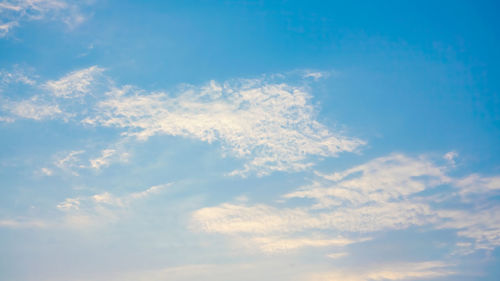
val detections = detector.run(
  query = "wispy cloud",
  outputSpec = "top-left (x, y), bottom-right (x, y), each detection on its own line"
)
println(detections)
top-left (437, 207), bottom-right (500, 253)
top-left (308, 261), bottom-right (454, 281)
top-left (191, 153), bottom-right (500, 254)
top-left (84, 75), bottom-right (364, 176)
top-left (54, 150), bottom-right (85, 175)
top-left (44, 66), bottom-right (105, 98)
top-left (88, 148), bottom-right (116, 170)
top-left (0, 66), bottom-right (36, 86)
top-left (0, 218), bottom-right (48, 228)
top-left (56, 183), bottom-right (171, 228)
top-left (0, 0), bottom-right (89, 37)
top-left (248, 236), bottom-right (362, 253)
top-left (3, 96), bottom-right (64, 120)
top-left (325, 252), bottom-right (348, 259)
top-left (2, 66), bottom-right (364, 176)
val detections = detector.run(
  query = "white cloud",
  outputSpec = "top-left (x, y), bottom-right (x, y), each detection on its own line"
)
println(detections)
top-left (89, 147), bottom-right (130, 170)
top-left (0, 218), bottom-right (48, 228)
top-left (2, 66), bottom-right (364, 176)
top-left (0, 67), bottom-right (36, 86)
top-left (0, 21), bottom-right (16, 37)
top-left (303, 70), bottom-right (329, 80)
top-left (249, 236), bottom-right (360, 253)
top-left (56, 197), bottom-right (80, 211)
top-left (454, 174), bottom-right (500, 197)
top-left (193, 201), bottom-right (436, 236)
top-left (40, 167), bottom-right (53, 175)
top-left (57, 183), bottom-right (171, 228)
top-left (0, 116), bottom-right (14, 122)
top-left (3, 96), bottom-right (64, 120)
top-left (443, 151), bottom-right (458, 165)
top-left (290, 153), bottom-right (451, 209)
top-left (191, 153), bottom-right (500, 254)
top-left (0, 0), bottom-right (89, 37)
top-left (86, 77), bottom-right (364, 176)
top-left (326, 252), bottom-right (348, 259)
top-left (44, 66), bottom-right (105, 98)
top-left (54, 150), bottom-right (85, 175)
top-left (437, 207), bottom-right (500, 252)
top-left (308, 261), bottom-right (454, 281)
top-left (89, 149), bottom-right (116, 170)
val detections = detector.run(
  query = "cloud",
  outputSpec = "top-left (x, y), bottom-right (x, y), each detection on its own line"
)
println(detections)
top-left (89, 146), bottom-right (130, 170)
top-left (0, 218), bottom-right (48, 228)
top-left (0, 116), bottom-right (14, 122)
top-left (3, 65), bottom-right (364, 176)
top-left (63, 261), bottom-right (451, 281)
top-left (443, 151), bottom-right (458, 166)
top-left (54, 150), bottom-right (85, 175)
top-left (85, 76), bottom-right (364, 176)
top-left (437, 207), bottom-right (500, 252)
top-left (248, 236), bottom-right (361, 253)
top-left (326, 252), bottom-right (348, 259)
top-left (308, 261), bottom-right (454, 281)
top-left (0, 67), bottom-right (36, 86)
top-left (290, 153), bottom-right (451, 209)
top-left (47, 143), bottom-right (129, 175)
top-left (89, 149), bottom-right (117, 170)
top-left (56, 183), bottom-right (171, 228)
top-left (193, 201), bottom-right (434, 236)
top-left (303, 70), bottom-right (329, 80)
top-left (0, 0), bottom-right (89, 37)
top-left (454, 174), bottom-right (500, 197)
top-left (44, 66), bottom-right (105, 98)
top-left (191, 153), bottom-right (500, 254)
top-left (40, 167), bottom-right (53, 175)
top-left (0, 20), bottom-right (16, 37)
top-left (3, 96), bottom-right (64, 120)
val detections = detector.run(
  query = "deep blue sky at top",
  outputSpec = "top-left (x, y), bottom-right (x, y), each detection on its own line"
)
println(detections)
top-left (1, 0), bottom-right (499, 170)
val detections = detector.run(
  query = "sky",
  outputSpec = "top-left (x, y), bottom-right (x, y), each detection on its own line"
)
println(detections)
top-left (0, 0), bottom-right (499, 280)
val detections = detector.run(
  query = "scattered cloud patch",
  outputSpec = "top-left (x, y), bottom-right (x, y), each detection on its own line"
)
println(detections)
top-left (40, 167), bottom-right (53, 176)
top-left (54, 150), bottom-right (85, 175)
top-left (191, 153), bottom-right (500, 254)
top-left (44, 66), bottom-right (105, 98)
top-left (56, 183), bottom-right (171, 227)
top-left (443, 151), bottom-right (458, 166)
top-left (85, 77), bottom-right (364, 176)
top-left (4, 96), bottom-right (64, 120)
top-left (302, 70), bottom-right (329, 80)
top-left (437, 207), bottom-right (500, 252)
top-left (0, 115), bottom-right (14, 122)
top-left (89, 148), bottom-right (117, 170)
top-left (0, 67), bottom-right (36, 86)
top-left (0, 0), bottom-right (89, 37)
top-left (2, 65), bottom-right (364, 176)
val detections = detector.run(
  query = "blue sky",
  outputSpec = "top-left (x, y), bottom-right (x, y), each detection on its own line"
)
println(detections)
top-left (1, 1), bottom-right (499, 280)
